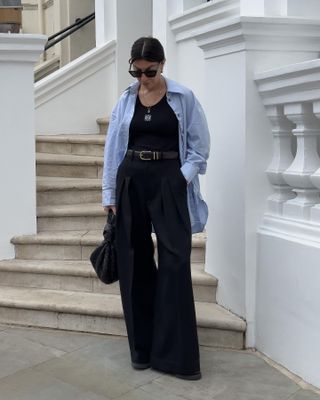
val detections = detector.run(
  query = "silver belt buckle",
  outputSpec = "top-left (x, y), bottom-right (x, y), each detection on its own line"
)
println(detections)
top-left (139, 151), bottom-right (153, 160)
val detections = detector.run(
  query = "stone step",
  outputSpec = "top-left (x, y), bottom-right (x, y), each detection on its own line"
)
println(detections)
top-left (0, 286), bottom-right (246, 349)
top-left (0, 259), bottom-right (217, 303)
top-left (96, 117), bottom-right (109, 135)
top-left (37, 177), bottom-right (102, 206)
top-left (36, 153), bottom-right (103, 179)
top-left (37, 203), bottom-right (105, 231)
top-left (11, 230), bottom-right (207, 263)
top-left (36, 134), bottom-right (106, 157)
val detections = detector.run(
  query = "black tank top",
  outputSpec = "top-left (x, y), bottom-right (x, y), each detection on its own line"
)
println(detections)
top-left (128, 93), bottom-right (179, 151)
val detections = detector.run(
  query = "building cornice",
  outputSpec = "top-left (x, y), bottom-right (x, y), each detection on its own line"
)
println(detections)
top-left (254, 59), bottom-right (320, 106)
top-left (169, 0), bottom-right (240, 42)
top-left (22, 0), bottom-right (53, 10)
top-left (0, 33), bottom-right (47, 63)
top-left (35, 40), bottom-right (116, 107)
top-left (169, 0), bottom-right (320, 59)
top-left (43, 0), bottom-right (54, 10)
top-left (22, 3), bottom-right (38, 11)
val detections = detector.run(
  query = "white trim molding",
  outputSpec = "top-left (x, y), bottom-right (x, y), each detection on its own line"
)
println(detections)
top-left (196, 16), bottom-right (320, 58)
top-left (255, 59), bottom-right (320, 106)
top-left (35, 40), bottom-right (116, 108)
top-left (259, 214), bottom-right (320, 247)
top-left (169, 0), bottom-right (320, 58)
top-left (0, 33), bottom-right (48, 63)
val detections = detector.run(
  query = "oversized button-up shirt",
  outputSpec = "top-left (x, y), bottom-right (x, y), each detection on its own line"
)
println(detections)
top-left (102, 76), bottom-right (211, 233)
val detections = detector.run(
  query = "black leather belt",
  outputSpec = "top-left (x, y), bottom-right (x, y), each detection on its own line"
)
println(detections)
top-left (126, 149), bottom-right (179, 161)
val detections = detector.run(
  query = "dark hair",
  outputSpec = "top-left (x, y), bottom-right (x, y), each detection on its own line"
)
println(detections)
top-left (129, 37), bottom-right (165, 64)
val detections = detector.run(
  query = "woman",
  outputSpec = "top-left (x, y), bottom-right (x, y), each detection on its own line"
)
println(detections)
top-left (102, 37), bottom-right (210, 380)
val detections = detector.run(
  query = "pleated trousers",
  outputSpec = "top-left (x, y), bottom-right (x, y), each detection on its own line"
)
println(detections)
top-left (115, 154), bottom-right (200, 375)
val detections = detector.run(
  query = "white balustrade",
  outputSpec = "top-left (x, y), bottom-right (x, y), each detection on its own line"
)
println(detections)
top-left (309, 101), bottom-right (320, 223)
top-left (282, 102), bottom-right (320, 220)
top-left (266, 105), bottom-right (295, 215)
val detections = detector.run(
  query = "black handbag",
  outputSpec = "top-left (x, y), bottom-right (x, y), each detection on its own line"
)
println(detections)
top-left (90, 209), bottom-right (118, 284)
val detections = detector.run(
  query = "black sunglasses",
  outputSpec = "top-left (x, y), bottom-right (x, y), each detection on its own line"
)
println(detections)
top-left (128, 64), bottom-right (160, 78)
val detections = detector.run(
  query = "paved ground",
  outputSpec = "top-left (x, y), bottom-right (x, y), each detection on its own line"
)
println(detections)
top-left (0, 324), bottom-right (319, 400)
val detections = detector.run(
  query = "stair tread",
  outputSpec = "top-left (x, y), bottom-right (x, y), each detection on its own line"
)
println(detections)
top-left (36, 153), bottom-right (104, 165)
top-left (11, 230), bottom-right (207, 247)
top-left (36, 134), bottom-right (105, 144)
top-left (0, 259), bottom-right (217, 285)
top-left (37, 176), bottom-right (101, 191)
top-left (37, 203), bottom-right (105, 217)
top-left (0, 286), bottom-right (245, 331)
top-left (0, 286), bottom-right (122, 318)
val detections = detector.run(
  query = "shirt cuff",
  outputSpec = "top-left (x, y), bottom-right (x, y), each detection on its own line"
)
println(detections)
top-left (102, 189), bottom-right (116, 206)
top-left (180, 162), bottom-right (199, 183)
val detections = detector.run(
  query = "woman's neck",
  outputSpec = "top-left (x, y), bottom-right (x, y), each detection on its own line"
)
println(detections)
top-left (139, 76), bottom-right (166, 95)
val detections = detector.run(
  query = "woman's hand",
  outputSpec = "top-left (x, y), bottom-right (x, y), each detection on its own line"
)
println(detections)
top-left (103, 205), bottom-right (116, 214)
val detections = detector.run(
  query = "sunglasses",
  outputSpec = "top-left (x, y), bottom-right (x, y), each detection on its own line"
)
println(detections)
top-left (128, 64), bottom-right (160, 78)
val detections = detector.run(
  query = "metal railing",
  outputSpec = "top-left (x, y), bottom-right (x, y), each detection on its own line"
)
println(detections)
top-left (45, 12), bottom-right (95, 51)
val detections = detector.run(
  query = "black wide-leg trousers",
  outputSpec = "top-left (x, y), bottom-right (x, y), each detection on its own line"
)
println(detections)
top-left (115, 154), bottom-right (200, 375)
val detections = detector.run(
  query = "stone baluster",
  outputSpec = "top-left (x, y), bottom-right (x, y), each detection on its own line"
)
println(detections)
top-left (309, 101), bottom-right (320, 223)
top-left (282, 102), bottom-right (320, 220)
top-left (265, 105), bottom-right (296, 215)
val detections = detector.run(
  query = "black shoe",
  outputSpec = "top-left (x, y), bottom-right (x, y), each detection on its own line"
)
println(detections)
top-left (131, 362), bottom-right (151, 370)
top-left (175, 371), bottom-right (202, 380)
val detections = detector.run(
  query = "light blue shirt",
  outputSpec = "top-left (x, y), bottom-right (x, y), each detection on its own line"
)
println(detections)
top-left (102, 76), bottom-right (211, 233)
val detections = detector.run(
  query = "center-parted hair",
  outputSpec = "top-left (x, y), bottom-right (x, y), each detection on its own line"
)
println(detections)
top-left (129, 37), bottom-right (165, 64)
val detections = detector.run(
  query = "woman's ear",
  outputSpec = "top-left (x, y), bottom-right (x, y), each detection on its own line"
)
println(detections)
top-left (161, 59), bottom-right (166, 73)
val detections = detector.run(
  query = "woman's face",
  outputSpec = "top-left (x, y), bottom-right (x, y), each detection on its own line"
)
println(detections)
top-left (130, 59), bottom-right (164, 89)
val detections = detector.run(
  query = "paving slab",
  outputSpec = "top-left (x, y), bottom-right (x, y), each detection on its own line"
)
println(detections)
top-left (0, 326), bottom-right (319, 400)
top-left (33, 355), bottom-right (131, 398)
top-left (0, 330), bottom-right (65, 380)
top-left (0, 369), bottom-right (110, 400)
top-left (0, 323), bottom-right (9, 331)
top-left (289, 390), bottom-right (320, 400)
top-left (31, 337), bottom-right (163, 398)
top-left (115, 386), bottom-right (187, 400)
top-left (147, 348), bottom-right (301, 400)
top-left (4, 326), bottom-right (110, 353)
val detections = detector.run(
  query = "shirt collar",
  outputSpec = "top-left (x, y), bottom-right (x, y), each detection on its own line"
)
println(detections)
top-left (127, 75), bottom-right (184, 95)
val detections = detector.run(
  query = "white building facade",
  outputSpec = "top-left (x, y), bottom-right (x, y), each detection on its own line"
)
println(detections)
top-left (1, 0), bottom-right (320, 390)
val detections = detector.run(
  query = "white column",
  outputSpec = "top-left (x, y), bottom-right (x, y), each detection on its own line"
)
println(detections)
top-left (95, 0), bottom-right (116, 47)
top-left (37, 0), bottom-right (45, 62)
top-left (0, 33), bottom-right (47, 259)
top-left (183, 0), bottom-right (203, 10)
top-left (286, 0), bottom-right (320, 18)
top-left (240, 0), bottom-right (265, 16)
top-left (153, 0), bottom-right (183, 79)
top-left (266, 105), bottom-right (295, 215)
top-left (95, 0), bottom-right (152, 95)
top-left (282, 103), bottom-right (320, 220)
top-left (244, 0), bottom-right (320, 18)
top-left (117, 0), bottom-right (153, 94)
top-left (264, 0), bottom-right (287, 16)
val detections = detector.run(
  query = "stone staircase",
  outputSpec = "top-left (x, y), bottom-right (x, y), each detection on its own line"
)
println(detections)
top-left (0, 120), bottom-right (246, 349)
